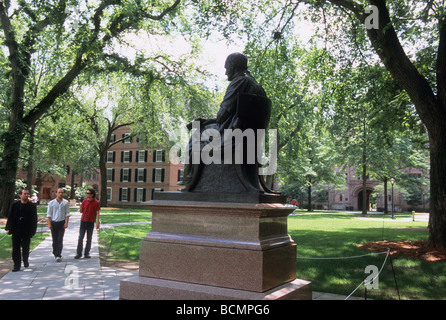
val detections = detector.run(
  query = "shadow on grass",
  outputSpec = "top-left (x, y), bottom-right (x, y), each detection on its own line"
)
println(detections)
top-left (98, 225), bottom-right (150, 264)
top-left (289, 222), bottom-right (444, 300)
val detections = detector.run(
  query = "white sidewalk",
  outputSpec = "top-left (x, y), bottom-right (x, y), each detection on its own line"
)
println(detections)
top-left (0, 211), bottom-right (137, 300)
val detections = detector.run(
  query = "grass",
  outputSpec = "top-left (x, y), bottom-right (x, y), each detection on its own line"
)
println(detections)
top-left (97, 208), bottom-right (444, 300)
top-left (98, 209), bottom-right (152, 265)
top-left (288, 210), bottom-right (436, 300)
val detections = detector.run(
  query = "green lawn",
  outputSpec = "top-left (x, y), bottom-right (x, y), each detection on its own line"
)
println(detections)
top-left (98, 209), bottom-right (152, 265)
top-left (289, 210), bottom-right (437, 300)
top-left (97, 208), bottom-right (444, 300)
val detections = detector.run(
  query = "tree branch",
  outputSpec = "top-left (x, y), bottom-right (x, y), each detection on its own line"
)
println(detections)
top-left (437, 16), bottom-right (446, 107)
top-left (23, 55), bottom-right (88, 125)
top-left (305, 0), bottom-right (442, 127)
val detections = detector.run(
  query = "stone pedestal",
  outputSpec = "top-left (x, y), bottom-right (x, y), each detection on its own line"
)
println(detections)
top-left (120, 193), bottom-right (311, 300)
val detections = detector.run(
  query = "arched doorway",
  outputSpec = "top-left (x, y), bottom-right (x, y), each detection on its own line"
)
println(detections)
top-left (358, 189), bottom-right (373, 212)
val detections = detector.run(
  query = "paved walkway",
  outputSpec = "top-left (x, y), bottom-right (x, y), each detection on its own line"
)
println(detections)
top-left (0, 211), bottom-right (137, 300)
top-left (0, 210), bottom-right (362, 300)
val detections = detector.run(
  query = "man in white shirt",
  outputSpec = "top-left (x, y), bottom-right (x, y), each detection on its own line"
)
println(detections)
top-left (47, 188), bottom-right (70, 262)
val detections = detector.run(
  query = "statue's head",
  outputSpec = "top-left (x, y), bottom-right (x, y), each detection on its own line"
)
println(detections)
top-left (224, 53), bottom-right (248, 81)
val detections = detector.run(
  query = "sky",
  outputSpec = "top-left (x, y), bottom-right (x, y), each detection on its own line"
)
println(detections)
top-left (115, 15), bottom-right (317, 89)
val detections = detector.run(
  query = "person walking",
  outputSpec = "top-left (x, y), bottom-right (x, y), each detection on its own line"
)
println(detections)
top-left (47, 188), bottom-right (70, 262)
top-left (5, 189), bottom-right (38, 272)
top-left (75, 188), bottom-right (100, 259)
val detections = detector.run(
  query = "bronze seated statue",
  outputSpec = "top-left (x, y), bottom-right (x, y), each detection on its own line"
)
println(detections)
top-left (180, 92), bottom-right (275, 195)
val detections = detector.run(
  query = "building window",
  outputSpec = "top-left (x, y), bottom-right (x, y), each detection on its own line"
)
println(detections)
top-left (121, 168), bottom-right (131, 182)
top-left (120, 188), bottom-right (130, 202)
top-left (137, 168), bottom-right (147, 182)
top-left (122, 151), bottom-right (132, 163)
top-left (138, 150), bottom-right (147, 163)
top-left (123, 133), bottom-right (131, 143)
top-left (135, 188), bottom-right (146, 202)
top-left (178, 169), bottom-right (184, 182)
top-left (153, 168), bottom-right (165, 183)
top-left (339, 194), bottom-right (343, 201)
top-left (106, 168), bottom-right (114, 182)
top-left (106, 151), bottom-right (115, 163)
top-left (154, 150), bottom-right (165, 162)
top-left (106, 187), bottom-right (112, 201)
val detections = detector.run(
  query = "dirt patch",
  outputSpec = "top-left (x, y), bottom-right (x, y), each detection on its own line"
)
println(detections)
top-left (358, 240), bottom-right (446, 262)
top-left (100, 258), bottom-right (139, 270)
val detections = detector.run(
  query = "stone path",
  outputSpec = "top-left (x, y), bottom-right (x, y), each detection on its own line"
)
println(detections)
top-left (0, 211), bottom-right (137, 300)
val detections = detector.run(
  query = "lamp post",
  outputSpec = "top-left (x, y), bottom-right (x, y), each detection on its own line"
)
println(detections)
top-left (390, 178), bottom-right (395, 219)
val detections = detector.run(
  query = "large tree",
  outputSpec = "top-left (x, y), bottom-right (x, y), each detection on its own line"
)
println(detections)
top-left (282, 0), bottom-right (446, 247)
top-left (0, 0), bottom-right (181, 217)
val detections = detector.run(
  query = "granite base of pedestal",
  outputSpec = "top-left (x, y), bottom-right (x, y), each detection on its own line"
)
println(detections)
top-left (119, 196), bottom-right (311, 300)
top-left (120, 276), bottom-right (312, 300)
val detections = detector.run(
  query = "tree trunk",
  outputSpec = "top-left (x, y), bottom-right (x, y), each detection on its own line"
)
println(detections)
top-left (99, 152), bottom-right (108, 208)
top-left (70, 169), bottom-right (76, 200)
top-left (323, 0), bottom-right (446, 248)
top-left (362, 146), bottom-right (367, 215)
top-left (0, 126), bottom-right (25, 217)
top-left (362, 169), bottom-right (367, 215)
top-left (383, 177), bottom-right (388, 214)
top-left (427, 128), bottom-right (446, 247)
top-left (307, 184), bottom-right (312, 212)
top-left (25, 123), bottom-right (36, 193)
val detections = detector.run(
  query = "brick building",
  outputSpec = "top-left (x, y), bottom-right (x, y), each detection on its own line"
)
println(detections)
top-left (306, 166), bottom-right (429, 213)
top-left (104, 126), bottom-right (184, 206)
top-left (16, 168), bottom-right (99, 204)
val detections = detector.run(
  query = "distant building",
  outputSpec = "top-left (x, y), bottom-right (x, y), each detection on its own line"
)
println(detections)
top-left (16, 167), bottom-right (98, 204)
top-left (303, 166), bottom-right (429, 212)
top-left (103, 126), bottom-right (184, 207)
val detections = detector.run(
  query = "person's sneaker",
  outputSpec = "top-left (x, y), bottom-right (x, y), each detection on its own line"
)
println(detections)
top-left (56, 256), bottom-right (62, 262)
top-left (74, 254), bottom-right (81, 259)
top-left (24, 261), bottom-right (29, 268)
top-left (12, 267), bottom-right (20, 272)
top-left (84, 254), bottom-right (91, 259)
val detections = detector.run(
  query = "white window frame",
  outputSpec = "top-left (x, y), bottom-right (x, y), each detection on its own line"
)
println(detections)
top-left (136, 188), bottom-right (144, 202)
top-left (155, 150), bottom-right (163, 162)
top-left (154, 168), bottom-right (163, 183)
top-left (123, 151), bottom-right (131, 163)
top-left (122, 168), bottom-right (130, 182)
top-left (137, 168), bottom-right (145, 182)
top-left (106, 187), bottom-right (112, 201)
top-left (121, 187), bottom-right (129, 202)
top-left (123, 133), bottom-right (131, 143)
top-left (106, 168), bottom-right (113, 182)
top-left (106, 151), bottom-right (114, 163)
top-left (138, 150), bottom-right (146, 163)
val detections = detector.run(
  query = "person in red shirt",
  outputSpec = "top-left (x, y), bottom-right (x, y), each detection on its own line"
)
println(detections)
top-left (75, 188), bottom-right (100, 259)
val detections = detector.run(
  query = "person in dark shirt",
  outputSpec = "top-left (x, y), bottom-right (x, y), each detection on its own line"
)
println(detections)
top-left (5, 189), bottom-right (38, 272)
